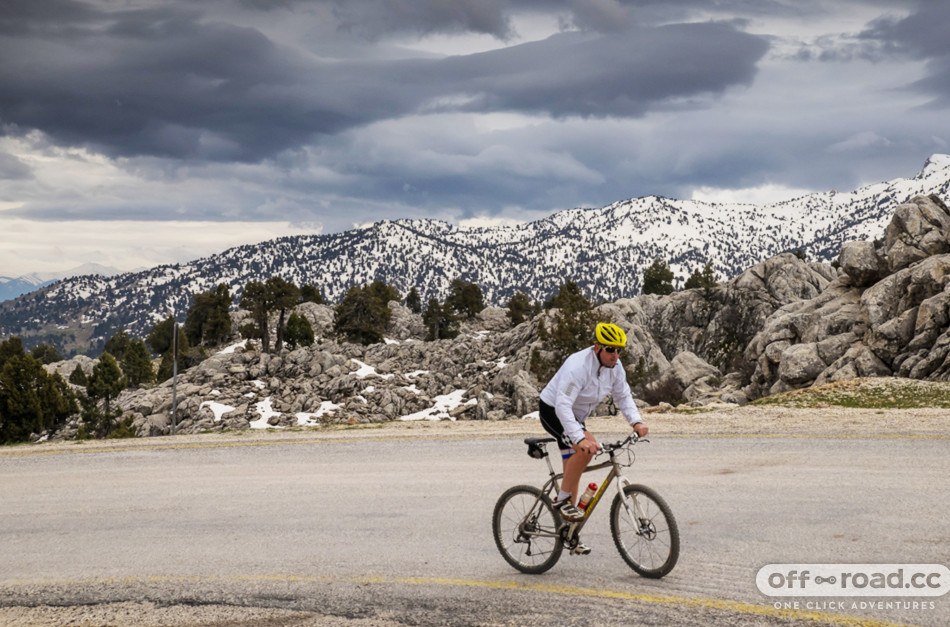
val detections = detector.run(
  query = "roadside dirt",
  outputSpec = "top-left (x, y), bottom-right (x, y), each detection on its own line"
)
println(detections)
top-left (3, 405), bottom-right (946, 459)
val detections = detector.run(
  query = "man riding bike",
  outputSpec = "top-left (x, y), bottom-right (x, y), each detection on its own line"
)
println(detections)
top-left (538, 322), bottom-right (648, 554)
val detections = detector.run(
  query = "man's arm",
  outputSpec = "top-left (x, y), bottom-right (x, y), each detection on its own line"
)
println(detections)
top-left (554, 374), bottom-right (587, 445)
top-left (612, 367), bottom-right (648, 436)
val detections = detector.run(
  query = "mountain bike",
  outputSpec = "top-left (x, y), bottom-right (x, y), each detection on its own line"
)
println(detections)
top-left (492, 434), bottom-right (679, 576)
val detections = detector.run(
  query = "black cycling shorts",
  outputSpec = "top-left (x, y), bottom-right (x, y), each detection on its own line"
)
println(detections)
top-left (539, 400), bottom-right (584, 459)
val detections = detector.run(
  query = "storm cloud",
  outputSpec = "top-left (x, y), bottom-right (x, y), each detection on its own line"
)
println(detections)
top-left (0, 0), bottom-right (947, 276)
top-left (0, 1), bottom-right (766, 162)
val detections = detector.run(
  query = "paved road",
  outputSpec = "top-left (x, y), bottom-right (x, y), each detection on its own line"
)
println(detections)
top-left (1, 430), bottom-right (948, 626)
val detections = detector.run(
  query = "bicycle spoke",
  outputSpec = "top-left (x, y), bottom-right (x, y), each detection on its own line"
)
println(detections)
top-left (493, 485), bottom-right (564, 574)
top-left (610, 485), bottom-right (679, 578)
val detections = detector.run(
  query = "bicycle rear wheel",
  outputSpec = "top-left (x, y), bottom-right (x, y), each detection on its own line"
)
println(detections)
top-left (610, 484), bottom-right (679, 578)
top-left (492, 485), bottom-right (563, 574)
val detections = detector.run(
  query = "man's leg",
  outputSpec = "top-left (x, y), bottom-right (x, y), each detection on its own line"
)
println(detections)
top-left (561, 446), bottom-right (594, 503)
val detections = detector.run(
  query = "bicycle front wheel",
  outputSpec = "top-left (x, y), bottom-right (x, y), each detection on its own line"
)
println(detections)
top-left (610, 484), bottom-right (679, 578)
top-left (492, 485), bottom-right (563, 574)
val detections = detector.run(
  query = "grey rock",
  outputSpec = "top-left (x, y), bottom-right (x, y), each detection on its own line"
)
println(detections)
top-left (839, 241), bottom-right (887, 287)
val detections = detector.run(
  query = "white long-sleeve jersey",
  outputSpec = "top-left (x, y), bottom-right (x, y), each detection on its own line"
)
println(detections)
top-left (539, 346), bottom-right (643, 444)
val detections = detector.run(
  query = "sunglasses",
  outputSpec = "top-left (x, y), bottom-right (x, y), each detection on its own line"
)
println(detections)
top-left (602, 346), bottom-right (621, 354)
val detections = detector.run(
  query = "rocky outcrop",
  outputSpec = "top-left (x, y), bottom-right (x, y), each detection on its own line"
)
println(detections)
top-left (37, 193), bottom-right (950, 438)
top-left (745, 194), bottom-right (950, 396)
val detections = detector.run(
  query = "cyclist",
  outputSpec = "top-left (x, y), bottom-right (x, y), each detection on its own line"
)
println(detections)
top-left (538, 322), bottom-right (648, 551)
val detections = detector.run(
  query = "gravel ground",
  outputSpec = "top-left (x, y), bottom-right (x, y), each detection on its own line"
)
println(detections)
top-left (2, 406), bottom-right (947, 626)
top-left (4, 404), bottom-right (948, 457)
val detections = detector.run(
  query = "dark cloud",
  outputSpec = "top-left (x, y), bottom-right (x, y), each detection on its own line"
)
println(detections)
top-left (0, 2), bottom-right (767, 162)
top-left (439, 23), bottom-right (767, 118)
top-left (859, 2), bottom-right (950, 101)
top-left (327, 0), bottom-right (516, 40)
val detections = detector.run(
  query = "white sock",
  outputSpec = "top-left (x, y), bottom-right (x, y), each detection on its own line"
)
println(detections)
top-left (557, 490), bottom-right (572, 502)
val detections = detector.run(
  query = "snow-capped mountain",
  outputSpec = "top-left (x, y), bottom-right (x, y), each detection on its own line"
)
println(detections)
top-left (0, 274), bottom-right (55, 304)
top-left (2, 155), bottom-right (949, 355)
top-left (0, 263), bottom-right (125, 303)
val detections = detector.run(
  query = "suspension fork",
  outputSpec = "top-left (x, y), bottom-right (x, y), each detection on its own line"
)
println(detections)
top-left (616, 474), bottom-right (637, 518)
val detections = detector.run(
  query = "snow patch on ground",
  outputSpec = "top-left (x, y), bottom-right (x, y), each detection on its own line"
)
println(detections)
top-left (400, 389), bottom-right (476, 421)
top-left (199, 400), bottom-right (235, 422)
top-left (218, 340), bottom-right (247, 355)
top-left (249, 398), bottom-right (284, 429)
top-left (351, 359), bottom-right (394, 379)
top-left (296, 400), bottom-right (342, 426)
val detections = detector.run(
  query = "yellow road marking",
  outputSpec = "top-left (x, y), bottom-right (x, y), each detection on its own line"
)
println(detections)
top-left (0, 574), bottom-right (918, 627)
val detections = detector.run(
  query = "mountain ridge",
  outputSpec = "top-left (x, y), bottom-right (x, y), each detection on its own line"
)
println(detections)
top-left (2, 155), bottom-right (949, 356)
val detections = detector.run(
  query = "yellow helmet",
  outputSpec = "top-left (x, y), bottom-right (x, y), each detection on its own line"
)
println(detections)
top-left (594, 322), bottom-right (627, 347)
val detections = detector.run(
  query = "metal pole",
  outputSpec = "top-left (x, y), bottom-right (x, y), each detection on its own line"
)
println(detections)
top-left (171, 315), bottom-right (178, 435)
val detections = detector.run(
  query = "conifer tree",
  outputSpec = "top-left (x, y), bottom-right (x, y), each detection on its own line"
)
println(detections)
top-left (103, 329), bottom-right (131, 362)
top-left (404, 287), bottom-right (422, 314)
top-left (122, 338), bottom-right (155, 387)
top-left (548, 281), bottom-right (594, 356)
top-left (69, 365), bottom-right (88, 387)
top-left (422, 298), bottom-right (459, 341)
top-left (684, 262), bottom-right (719, 291)
top-left (240, 281), bottom-right (271, 351)
top-left (445, 279), bottom-right (485, 320)
top-left (334, 285), bottom-right (391, 345)
top-left (0, 342), bottom-right (76, 444)
top-left (147, 316), bottom-right (177, 355)
top-left (285, 312), bottom-right (315, 349)
top-left (365, 280), bottom-right (400, 307)
top-left (266, 277), bottom-right (300, 352)
top-left (185, 284), bottom-right (232, 346)
top-left (642, 258), bottom-right (675, 295)
top-left (31, 343), bottom-right (63, 365)
top-left (300, 284), bottom-right (325, 304)
top-left (506, 291), bottom-right (536, 326)
top-left (88, 352), bottom-right (126, 415)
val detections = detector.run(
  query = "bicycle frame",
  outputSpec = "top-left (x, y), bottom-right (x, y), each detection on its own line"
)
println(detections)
top-left (533, 437), bottom-right (639, 535)
top-left (498, 434), bottom-right (678, 576)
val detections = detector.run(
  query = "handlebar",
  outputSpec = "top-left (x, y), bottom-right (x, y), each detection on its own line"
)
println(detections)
top-left (596, 433), bottom-right (648, 456)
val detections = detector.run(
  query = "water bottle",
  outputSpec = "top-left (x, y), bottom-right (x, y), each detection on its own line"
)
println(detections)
top-left (577, 482), bottom-right (597, 511)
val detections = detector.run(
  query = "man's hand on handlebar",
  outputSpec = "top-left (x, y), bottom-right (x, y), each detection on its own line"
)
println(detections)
top-left (575, 432), bottom-right (601, 455)
top-left (633, 422), bottom-right (649, 438)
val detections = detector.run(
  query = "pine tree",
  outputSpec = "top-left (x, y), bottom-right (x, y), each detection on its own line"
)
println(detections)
top-left (548, 281), bottom-right (594, 356)
top-left (0, 336), bottom-right (25, 370)
top-left (300, 284), bottom-right (325, 304)
top-left (69, 365), bottom-right (88, 387)
top-left (404, 287), bottom-right (422, 314)
top-left (122, 338), bottom-right (155, 387)
top-left (87, 353), bottom-right (126, 423)
top-left (0, 354), bottom-right (43, 442)
top-left (422, 298), bottom-right (459, 341)
top-left (266, 277), bottom-right (300, 352)
top-left (147, 316), bottom-right (177, 355)
top-left (334, 285), bottom-right (391, 345)
top-left (0, 349), bottom-right (77, 444)
top-left (31, 343), bottom-right (63, 365)
top-left (684, 262), bottom-right (719, 291)
top-left (240, 281), bottom-right (271, 352)
top-left (365, 280), bottom-right (400, 307)
top-left (643, 258), bottom-right (675, 295)
top-left (185, 284), bottom-right (232, 346)
top-left (285, 311), bottom-right (315, 349)
top-left (445, 279), bottom-right (485, 319)
top-left (103, 329), bottom-right (131, 361)
top-left (506, 291), bottom-right (535, 326)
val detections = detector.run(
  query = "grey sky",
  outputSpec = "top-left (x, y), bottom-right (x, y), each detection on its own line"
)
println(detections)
top-left (0, 0), bottom-right (947, 275)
